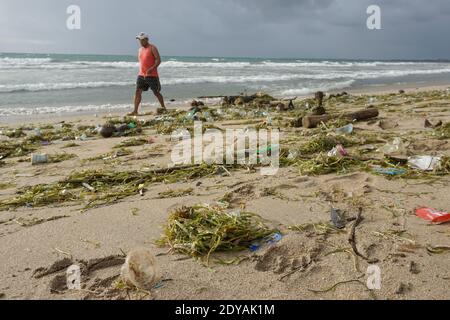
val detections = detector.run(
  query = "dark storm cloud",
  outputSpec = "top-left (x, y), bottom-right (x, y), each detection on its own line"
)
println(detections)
top-left (1, 0), bottom-right (450, 59)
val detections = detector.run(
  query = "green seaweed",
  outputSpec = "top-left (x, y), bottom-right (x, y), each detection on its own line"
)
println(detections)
top-left (157, 204), bottom-right (277, 263)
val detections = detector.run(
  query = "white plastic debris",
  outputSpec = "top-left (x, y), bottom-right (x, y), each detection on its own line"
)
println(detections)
top-left (378, 137), bottom-right (406, 155)
top-left (121, 248), bottom-right (162, 291)
top-left (31, 153), bottom-right (48, 165)
top-left (34, 128), bottom-right (42, 137)
top-left (335, 124), bottom-right (353, 135)
top-left (327, 144), bottom-right (348, 157)
top-left (408, 156), bottom-right (441, 171)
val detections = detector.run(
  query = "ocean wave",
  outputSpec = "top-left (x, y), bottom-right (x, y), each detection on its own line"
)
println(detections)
top-left (0, 57), bottom-right (139, 70)
top-left (160, 60), bottom-right (253, 68)
top-left (0, 57), bottom-right (54, 68)
top-left (260, 61), bottom-right (431, 68)
top-left (0, 103), bottom-right (132, 116)
top-left (0, 81), bottom-right (132, 93)
top-left (162, 67), bottom-right (450, 85)
top-left (2, 66), bottom-right (450, 93)
top-left (280, 80), bottom-right (355, 96)
top-left (2, 57), bottom-right (449, 72)
top-left (0, 99), bottom-right (192, 116)
top-left (161, 60), bottom-right (448, 69)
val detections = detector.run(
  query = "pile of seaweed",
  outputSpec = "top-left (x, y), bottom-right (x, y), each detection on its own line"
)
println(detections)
top-left (157, 204), bottom-right (277, 263)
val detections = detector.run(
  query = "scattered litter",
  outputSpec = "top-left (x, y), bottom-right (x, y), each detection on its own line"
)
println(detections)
top-left (335, 124), bottom-right (353, 135)
top-left (267, 232), bottom-right (283, 244)
top-left (395, 282), bottom-right (413, 295)
top-left (330, 208), bottom-right (346, 229)
top-left (426, 245), bottom-right (450, 254)
top-left (372, 167), bottom-right (407, 176)
top-left (153, 282), bottom-right (165, 290)
top-left (249, 232), bottom-right (282, 252)
top-left (82, 183), bottom-right (96, 193)
top-left (424, 119), bottom-right (443, 129)
top-left (327, 144), bottom-right (348, 157)
top-left (31, 153), bottom-right (48, 165)
top-left (34, 128), bottom-right (42, 137)
top-left (378, 120), bottom-right (398, 130)
top-left (378, 138), bottom-right (406, 155)
top-left (15, 173), bottom-right (36, 178)
top-left (78, 134), bottom-right (89, 141)
top-left (408, 156), bottom-right (441, 171)
top-left (415, 207), bottom-right (450, 224)
top-left (120, 248), bottom-right (162, 291)
top-left (409, 261), bottom-right (420, 274)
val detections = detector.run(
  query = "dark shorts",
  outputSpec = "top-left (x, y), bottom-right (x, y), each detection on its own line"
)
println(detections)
top-left (136, 76), bottom-right (161, 93)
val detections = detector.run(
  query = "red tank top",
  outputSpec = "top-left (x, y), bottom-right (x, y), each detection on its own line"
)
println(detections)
top-left (139, 45), bottom-right (159, 77)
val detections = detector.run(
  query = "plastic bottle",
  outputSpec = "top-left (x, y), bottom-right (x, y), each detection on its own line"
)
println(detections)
top-left (335, 124), bottom-right (353, 135)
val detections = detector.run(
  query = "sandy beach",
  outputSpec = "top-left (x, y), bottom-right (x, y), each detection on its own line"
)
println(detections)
top-left (1, 85), bottom-right (450, 300)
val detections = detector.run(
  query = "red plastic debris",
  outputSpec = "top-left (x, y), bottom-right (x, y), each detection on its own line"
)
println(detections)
top-left (415, 207), bottom-right (450, 224)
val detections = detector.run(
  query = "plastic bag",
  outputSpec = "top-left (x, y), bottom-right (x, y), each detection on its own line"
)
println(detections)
top-left (327, 144), bottom-right (348, 157)
top-left (416, 207), bottom-right (450, 224)
top-left (408, 156), bottom-right (441, 171)
top-left (378, 137), bottom-right (406, 155)
top-left (335, 124), bottom-right (353, 135)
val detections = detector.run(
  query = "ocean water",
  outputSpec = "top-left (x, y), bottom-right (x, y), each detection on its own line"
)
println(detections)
top-left (1, 52), bottom-right (450, 117)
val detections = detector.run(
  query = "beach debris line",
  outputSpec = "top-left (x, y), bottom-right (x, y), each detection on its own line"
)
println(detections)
top-left (0, 164), bottom-right (225, 210)
top-left (120, 248), bottom-right (162, 291)
top-left (156, 204), bottom-right (278, 263)
top-left (221, 92), bottom-right (275, 107)
top-left (0, 140), bottom-right (38, 159)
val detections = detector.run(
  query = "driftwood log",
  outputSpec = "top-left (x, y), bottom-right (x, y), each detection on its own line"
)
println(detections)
top-left (302, 107), bottom-right (379, 129)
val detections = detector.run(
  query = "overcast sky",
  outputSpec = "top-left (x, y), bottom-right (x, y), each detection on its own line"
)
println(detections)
top-left (1, 0), bottom-right (450, 60)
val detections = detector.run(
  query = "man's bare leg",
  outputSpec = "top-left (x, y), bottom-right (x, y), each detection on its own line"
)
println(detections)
top-left (130, 89), bottom-right (143, 115)
top-left (154, 91), bottom-right (167, 110)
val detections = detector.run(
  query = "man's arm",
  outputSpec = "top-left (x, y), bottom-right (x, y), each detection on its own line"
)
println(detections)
top-left (152, 45), bottom-right (161, 68)
top-left (146, 45), bottom-right (161, 75)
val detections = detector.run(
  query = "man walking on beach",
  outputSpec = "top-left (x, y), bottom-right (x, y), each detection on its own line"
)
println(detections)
top-left (130, 32), bottom-right (166, 115)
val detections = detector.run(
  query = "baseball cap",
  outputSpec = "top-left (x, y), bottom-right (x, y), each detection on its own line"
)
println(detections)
top-left (136, 32), bottom-right (149, 40)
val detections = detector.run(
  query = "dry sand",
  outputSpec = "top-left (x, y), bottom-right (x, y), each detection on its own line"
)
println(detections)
top-left (0, 85), bottom-right (449, 300)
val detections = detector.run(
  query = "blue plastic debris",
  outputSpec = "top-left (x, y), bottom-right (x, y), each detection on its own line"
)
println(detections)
top-left (373, 167), bottom-right (407, 176)
top-left (249, 232), bottom-right (283, 252)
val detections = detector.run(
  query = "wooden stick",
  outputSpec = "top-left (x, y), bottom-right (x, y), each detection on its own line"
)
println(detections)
top-left (348, 207), bottom-right (379, 263)
top-left (302, 107), bottom-right (379, 128)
